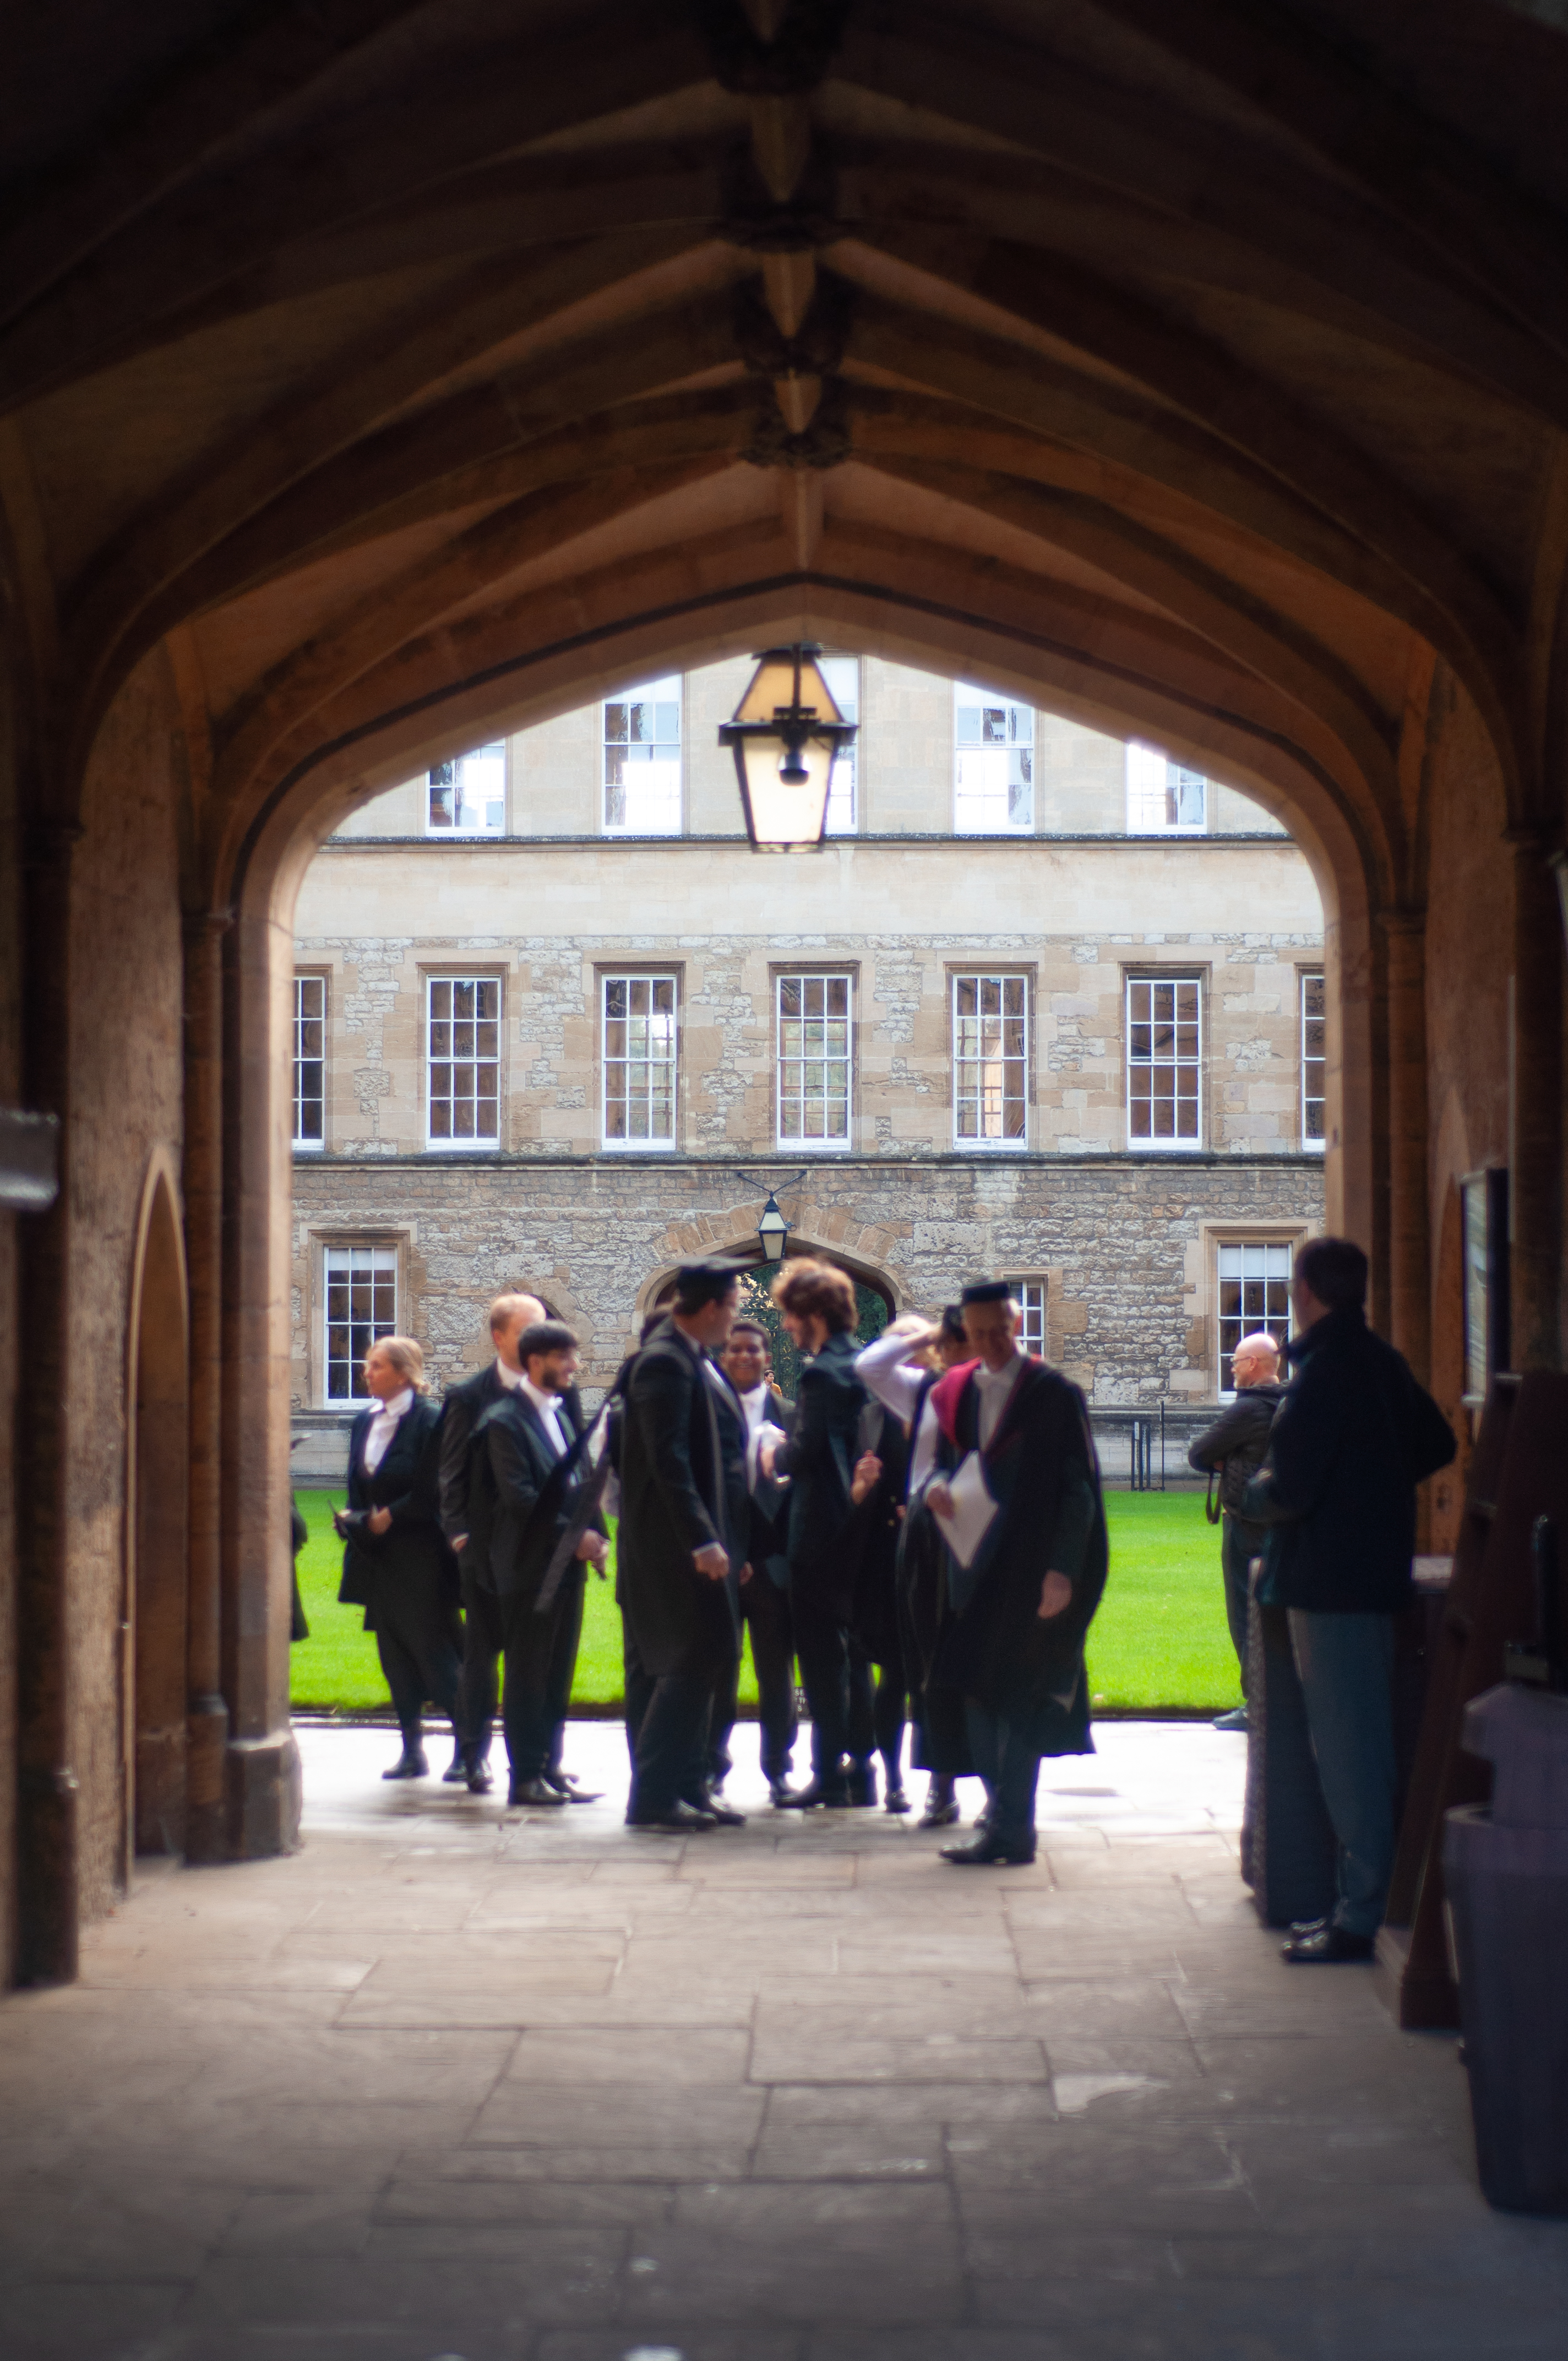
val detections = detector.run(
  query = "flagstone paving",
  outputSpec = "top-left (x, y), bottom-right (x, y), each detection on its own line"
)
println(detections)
top-left (3, 1720), bottom-right (1565, 2359)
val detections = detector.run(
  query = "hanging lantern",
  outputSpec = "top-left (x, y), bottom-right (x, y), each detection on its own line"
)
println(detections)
top-left (718, 644), bottom-right (857, 851)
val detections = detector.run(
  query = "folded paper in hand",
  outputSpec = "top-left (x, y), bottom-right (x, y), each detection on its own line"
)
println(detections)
top-left (933, 1450), bottom-right (998, 1569)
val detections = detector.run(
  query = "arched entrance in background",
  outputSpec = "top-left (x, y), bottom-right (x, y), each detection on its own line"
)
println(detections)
top-left (125, 1156), bottom-right (189, 1868)
top-left (649, 1237), bottom-right (894, 1396)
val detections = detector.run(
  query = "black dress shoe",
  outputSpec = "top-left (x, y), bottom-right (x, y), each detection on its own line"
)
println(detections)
top-left (846, 1761), bottom-right (878, 1808)
top-left (767, 1778), bottom-right (800, 1808)
top-left (441, 1745), bottom-right (470, 1785)
top-left (465, 1758), bottom-right (494, 1795)
top-left (940, 1833), bottom-right (1036, 1867)
top-left (776, 1777), bottom-right (851, 1809)
top-left (507, 1776), bottom-right (569, 1808)
top-left (1282, 1923), bottom-right (1375, 1963)
top-left (917, 1793), bottom-right (960, 1830)
top-left (683, 1787), bottom-right (745, 1826)
top-left (884, 1785), bottom-right (911, 1815)
top-left (545, 1771), bottom-right (602, 1803)
top-left (625, 1803), bottom-right (717, 1831)
top-left (382, 1747), bottom-right (429, 1781)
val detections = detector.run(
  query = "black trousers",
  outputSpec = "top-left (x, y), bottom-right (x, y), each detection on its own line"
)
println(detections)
top-left (1223, 1516), bottom-right (1265, 1699)
top-left (500, 1570), bottom-right (585, 1785)
top-left (456, 1562), bottom-right (505, 1759)
top-left (709, 1574), bottom-right (798, 1786)
top-left (623, 1626), bottom-right (717, 1815)
top-left (790, 1574), bottom-right (852, 1786)
top-left (847, 1636), bottom-right (908, 1781)
top-left (374, 1570), bottom-right (463, 1745)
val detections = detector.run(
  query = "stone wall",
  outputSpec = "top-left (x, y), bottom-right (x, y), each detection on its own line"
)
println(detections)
top-left (295, 844), bottom-right (1324, 1162)
top-left (289, 1150), bottom-right (1324, 1448)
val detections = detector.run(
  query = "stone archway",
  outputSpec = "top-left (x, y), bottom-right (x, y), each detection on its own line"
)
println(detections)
top-left (124, 1155), bottom-right (190, 1867)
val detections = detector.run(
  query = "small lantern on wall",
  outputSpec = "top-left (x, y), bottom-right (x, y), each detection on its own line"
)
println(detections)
top-left (719, 644), bottom-right (857, 850)
top-left (756, 1191), bottom-right (791, 1264)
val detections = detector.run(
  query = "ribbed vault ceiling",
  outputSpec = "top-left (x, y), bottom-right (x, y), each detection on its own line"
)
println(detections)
top-left (6, 0), bottom-right (1568, 908)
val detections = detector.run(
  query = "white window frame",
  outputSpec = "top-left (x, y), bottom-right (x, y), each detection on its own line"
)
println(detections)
top-left (954, 683), bottom-right (1034, 834)
top-left (818, 655), bottom-right (859, 835)
top-left (776, 972), bottom-right (853, 1149)
top-left (322, 1244), bottom-right (398, 1405)
top-left (1125, 742), bottom-right (1208, 834)
top-left (602, 676), bottom-right (682, 836)
top-left (426, 742), bottom-right (507, 835)
top-left (1301, 971), bottom-right (1326, 1152)
top-left (1126, 973), bottom-right (1203, 1151)
top-left (425, 975), bottom-right (501, 1150)
top-left (292, 973), bottom-right (325, 1150)
top-left (1216, 1239), bottom-right (1293, 1397)
top-left (952, 972), bottom-right (1029, 1147)
top-left (602, 971), bottom-right (679, 1149)
top-left (1007, 1280), bottom-right (1048, 1357)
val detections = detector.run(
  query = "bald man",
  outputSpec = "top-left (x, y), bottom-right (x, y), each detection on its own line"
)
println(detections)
top-left (438, 1291), bottom-right (546, 1791)
top-left (1188, 1331), bottom-right (1289, 1729)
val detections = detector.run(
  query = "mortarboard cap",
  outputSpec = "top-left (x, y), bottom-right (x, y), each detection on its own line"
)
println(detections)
top-left (960, 1279), bottom-right (1013, 1306)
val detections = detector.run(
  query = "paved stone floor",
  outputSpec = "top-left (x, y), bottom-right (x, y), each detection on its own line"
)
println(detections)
top-left (4, 1720), bottom-right (1566, 2360)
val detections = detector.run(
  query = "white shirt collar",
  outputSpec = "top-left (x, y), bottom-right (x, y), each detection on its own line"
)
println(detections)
top-left (975, 1351), bottom-right (1023, 1387)
top-left (494, 1356), bottom-right (525, 1391)
top-left (519, 1372), bottom-right (562, 1419)
top-left (737, 1380), bottom-right (771, 1430)
top-left (372, 1386), bottom-right (414, 1421)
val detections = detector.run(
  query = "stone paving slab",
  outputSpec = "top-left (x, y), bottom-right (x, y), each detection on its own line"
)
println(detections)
top-left (2, 1718), bottom-right (1566, 2358)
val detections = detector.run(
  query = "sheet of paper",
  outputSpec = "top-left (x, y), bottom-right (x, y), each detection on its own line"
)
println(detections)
top-left (933, 1449), bottom-right (998, 1569)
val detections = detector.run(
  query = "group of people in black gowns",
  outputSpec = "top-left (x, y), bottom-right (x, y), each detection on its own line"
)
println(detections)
top-left (334, 1256), bottom-right (1108, 1862)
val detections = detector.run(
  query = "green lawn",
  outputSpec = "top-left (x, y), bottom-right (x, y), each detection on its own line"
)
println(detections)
top-left (291, 1487), bottom-right (1238, 1718)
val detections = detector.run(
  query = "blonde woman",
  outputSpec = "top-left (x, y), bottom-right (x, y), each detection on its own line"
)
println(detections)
top-left (335, 1335), bottom-right (464, 1781)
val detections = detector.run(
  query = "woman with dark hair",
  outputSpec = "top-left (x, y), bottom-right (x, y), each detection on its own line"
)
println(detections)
top-left (761, 1260), bottom-right (867, 1808)
top-left (335, 1334), bottom-right (465, 1782)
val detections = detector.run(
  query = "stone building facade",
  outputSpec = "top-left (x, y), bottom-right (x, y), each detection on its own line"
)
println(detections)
top-left (291, 654), bottom-right (1324, 1450)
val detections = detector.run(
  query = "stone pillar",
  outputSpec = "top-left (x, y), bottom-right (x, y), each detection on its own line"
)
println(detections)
top-left (14, 819), bottom-right (79, 1983)
top-left (181, 911), bottom-right (231, 1863)
top-left (219, 900), bottom-right (301, 1857)
top-left (1507, 833), bottom-right (1564, 1370)
top-left (1380, 910), bottom-right (1431, 1384)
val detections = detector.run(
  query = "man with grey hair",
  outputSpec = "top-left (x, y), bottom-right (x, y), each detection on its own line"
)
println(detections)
top-left (1188, 1329), bottom-right (1288, 1731)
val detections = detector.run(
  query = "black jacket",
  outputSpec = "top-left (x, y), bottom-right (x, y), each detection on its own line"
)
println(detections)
top-left (1188, 1381), bottom-right (1289, 1516)
top-left (617, 1318), bottom-right (746, 1678)
top-left (772, 1331), bottom-right (865, 1602)
top-left (481, 1389), bottom-right (603, 1603)
top-left (337, 1396), bottom-right (456, 1628)
top-left (844, 1399), bottom-right (911, 1666)
top-left (1242, 1307), bottom-right (1456, 1614)
top-left (438, 1360), bottom-right (508, 1553)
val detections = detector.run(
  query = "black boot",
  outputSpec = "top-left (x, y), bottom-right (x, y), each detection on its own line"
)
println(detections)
top-left (917, 1776), bottom-right (958, 1829)
top-left (382, 1738), bottom-right (428, 1780)
top-left (442, 1738), bottom-right (470, 1784)
top-left (464, 1743), bottom-right (494, 1794)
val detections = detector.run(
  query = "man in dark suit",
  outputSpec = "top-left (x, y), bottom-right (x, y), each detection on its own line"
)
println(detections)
top-left (481, 1320), bottom-right (609, 1808)
top-left (438, 1291), bottom-right (543, 1793)
top-left (617, 1260), bottom-right (749, 1831)
top-left (1243, 1237), bottom-right (1455, 1963)
top-left (713, 1320), bottom-right (799, 1805)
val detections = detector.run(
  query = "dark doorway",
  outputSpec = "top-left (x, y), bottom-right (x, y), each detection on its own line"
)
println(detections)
top-left (128, 1167), bottom-right (190, 1863)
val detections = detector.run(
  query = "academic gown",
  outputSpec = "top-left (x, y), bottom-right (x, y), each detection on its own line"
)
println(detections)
top-left (338, 1396), bottom-right (462, 1734)
top-left (478, 1388), bottom-right (605, 1783)
top-left (929, 1356), bottom-right (1108, 1755)
top-left (617, 1318), bottom-right (745, 1680)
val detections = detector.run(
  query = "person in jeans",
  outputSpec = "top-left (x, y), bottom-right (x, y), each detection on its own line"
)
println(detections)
top-left (1244, 1237), bottom-right (1455, 1963)
top-left (1187, 1331), bottom-right (1288, 1731)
